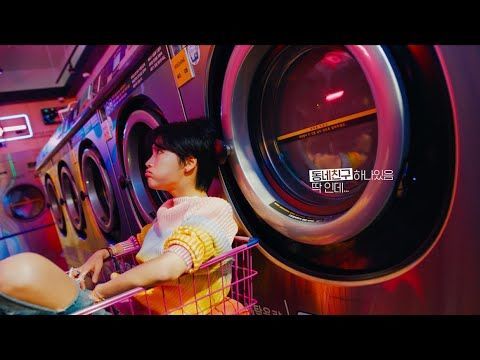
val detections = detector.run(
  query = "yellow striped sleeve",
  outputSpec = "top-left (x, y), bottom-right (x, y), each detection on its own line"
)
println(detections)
top-left (163, 225), bottom-right (217, 272)
top-left (136, 223), bottom-right (153, 246)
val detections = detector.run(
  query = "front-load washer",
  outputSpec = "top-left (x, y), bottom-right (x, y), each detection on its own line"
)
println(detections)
top-left (95, 45), bottom-right (187, 234)
top-left (0, 148), bottom-right (65, 266)
top-left (175, 45), bottom-right (477, 314)
top-left (73, 112), bottom-right (134, 246)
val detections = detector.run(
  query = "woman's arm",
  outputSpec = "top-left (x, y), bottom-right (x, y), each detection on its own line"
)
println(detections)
top-left (108, 236), bottom-right (141, 257)
top-left (92, 252), bottom-right (188, 300)
top-left (75, 235), bottom-right (142, 289)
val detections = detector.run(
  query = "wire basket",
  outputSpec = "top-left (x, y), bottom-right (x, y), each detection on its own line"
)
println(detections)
top-left (71, 236), bottom-right (258, 315)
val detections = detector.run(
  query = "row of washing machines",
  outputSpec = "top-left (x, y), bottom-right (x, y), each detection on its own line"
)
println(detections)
top-left (36, 45), bottom-right (480, 314)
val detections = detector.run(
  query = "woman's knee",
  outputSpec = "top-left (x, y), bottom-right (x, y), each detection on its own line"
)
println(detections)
top-left (0, 252), bottom-right (53, 293)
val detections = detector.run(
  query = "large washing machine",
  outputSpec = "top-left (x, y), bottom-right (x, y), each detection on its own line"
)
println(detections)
top-left (72, 111), bottom-right (134, 247)
top-left (37, 122), bottom-right (81, 267)
top-left (173, 45), bottom-right (480, 314)
top-left (95, 45), bottom-right (187, 234)
top-left (57, 138), bottom-right (108, 266)
top-left (37, 115), bottom-right (99, 267)
top-left (47, 145), bottom-right (91, 267)
top-left (0, 148), bottom-right (64, 266)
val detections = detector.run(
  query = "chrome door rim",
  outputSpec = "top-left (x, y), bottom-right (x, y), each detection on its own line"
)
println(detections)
top-left (221, 45), bottom-right (407, 245)
top-left (45, 177), bottom-right (66, 232)
top-left (59, 165), bottom-right (85, 231)
top-left (123, 109), bottom-right (161, 223)
top-left (81, 147), bottom-right (116, 233)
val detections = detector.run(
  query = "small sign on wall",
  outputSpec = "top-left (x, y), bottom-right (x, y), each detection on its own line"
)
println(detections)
top-left (170, 47), bottom-right (195, 88)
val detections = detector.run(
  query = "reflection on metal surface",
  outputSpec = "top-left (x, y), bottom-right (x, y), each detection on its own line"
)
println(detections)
top-left (60, 165), bottom-right (85, 232)
top-left (45, 176), bottom-right (66, 235)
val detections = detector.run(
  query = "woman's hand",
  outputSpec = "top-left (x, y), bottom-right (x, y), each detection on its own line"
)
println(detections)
top-left (89, 284), bottom-right (106, 303)
top-left (72, 249), bottom-right (109, 290)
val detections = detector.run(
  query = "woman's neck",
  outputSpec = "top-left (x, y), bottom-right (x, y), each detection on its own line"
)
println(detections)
top-left (170, 188), bottom-right (207, 198)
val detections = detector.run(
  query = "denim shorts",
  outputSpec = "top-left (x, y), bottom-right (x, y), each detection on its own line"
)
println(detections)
top-left (0, 283), bottom-right (110, 315)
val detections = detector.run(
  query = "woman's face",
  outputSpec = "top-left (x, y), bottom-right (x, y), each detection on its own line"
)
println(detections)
top-left (144, 144), bottom-right (183, 192)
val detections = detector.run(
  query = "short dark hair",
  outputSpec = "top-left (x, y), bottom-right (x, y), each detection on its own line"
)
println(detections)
top-left (146, 119), bottom-right (218, 192)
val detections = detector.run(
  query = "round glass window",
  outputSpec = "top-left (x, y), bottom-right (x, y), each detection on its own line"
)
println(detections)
top-left (254, 46), bottom-right (378, 216)
top-left (4, 184), bottom-right (46, 220)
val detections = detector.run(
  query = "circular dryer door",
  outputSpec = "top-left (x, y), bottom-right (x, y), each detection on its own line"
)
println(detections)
top-left (122, 109), bottom-right (171, 224)
top-left (45, 176), bottom-right (67, 236)
top-left (4, 184), bottom-right (46, 221)
top-left (219, 45), bottom-right (455, 284)
top-left (81, 147), bottom-right (117, 233)
top-left (59, 165), bottom-right (86, 233)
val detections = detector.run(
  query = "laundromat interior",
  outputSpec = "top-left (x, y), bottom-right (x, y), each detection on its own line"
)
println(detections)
top-left (0, 45), bottom-right (479, 315)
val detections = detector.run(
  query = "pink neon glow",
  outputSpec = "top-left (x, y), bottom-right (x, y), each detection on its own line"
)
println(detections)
top-left (5, 125), bottom-right (27, 132)
top-left (323, 54), bottom-right (342, 65)
top-left (0, 125), bottom-right (27, 137)
top-left (320, 51), bottom-right (348, 67)
top-left (326, 90), bottom-right (344, 102)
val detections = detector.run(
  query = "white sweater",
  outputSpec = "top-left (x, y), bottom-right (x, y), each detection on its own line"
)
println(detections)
top-left (135, 196), bottom-right (238, 265)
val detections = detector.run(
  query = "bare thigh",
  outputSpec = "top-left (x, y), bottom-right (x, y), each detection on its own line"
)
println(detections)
top-left (0, 252), bottom-right (78, 311)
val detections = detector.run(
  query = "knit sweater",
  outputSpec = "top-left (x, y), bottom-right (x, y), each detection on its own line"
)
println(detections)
top-left (136, 196), bottom-right (238, 266)
top-left (116, 196), bottom-right (239, 314)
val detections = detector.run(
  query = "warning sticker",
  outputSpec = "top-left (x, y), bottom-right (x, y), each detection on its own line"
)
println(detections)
top-left (170, 47), bottom-right (195, 88)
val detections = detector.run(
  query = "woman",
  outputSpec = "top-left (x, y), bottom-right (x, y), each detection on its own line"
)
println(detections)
top-left (0, 119), bottom-right (238, 315)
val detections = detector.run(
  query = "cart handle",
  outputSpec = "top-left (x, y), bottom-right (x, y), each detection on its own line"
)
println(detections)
top-left (69, 236), bottom-right (259, 315)
top-left (70, 287), bottom-right (145, 315)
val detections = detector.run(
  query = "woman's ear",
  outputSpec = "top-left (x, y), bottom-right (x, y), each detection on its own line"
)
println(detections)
top-left (183, 156), bottom-right (198, 173)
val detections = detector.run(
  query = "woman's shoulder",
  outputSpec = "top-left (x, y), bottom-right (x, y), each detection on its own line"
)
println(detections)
top-left (200, 196), bottom-right (232, 208)
top-left (187, 196), bottom-right (233, 215)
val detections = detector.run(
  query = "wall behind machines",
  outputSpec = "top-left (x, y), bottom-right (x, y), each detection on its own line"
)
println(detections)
top-left (0, 98), bottom-right (71, 267)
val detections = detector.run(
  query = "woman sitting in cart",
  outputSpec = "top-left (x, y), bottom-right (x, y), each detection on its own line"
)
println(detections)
top-left (0, 119), bottom-right (239, 315)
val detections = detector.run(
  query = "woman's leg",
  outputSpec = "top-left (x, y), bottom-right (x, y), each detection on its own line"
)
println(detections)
top-left (0, 252), bottom-right (78, 311)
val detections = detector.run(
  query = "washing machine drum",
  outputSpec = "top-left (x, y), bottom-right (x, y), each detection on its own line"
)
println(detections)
top-left (220, 45), bottom-right (455, 282)
top-left (59, 165), bottom-right (86, 232)
top-left (81, 147), bottom-right (116, 233)
top-left (45, 176), bottom-right (66, 235)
